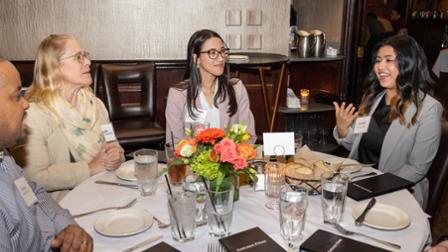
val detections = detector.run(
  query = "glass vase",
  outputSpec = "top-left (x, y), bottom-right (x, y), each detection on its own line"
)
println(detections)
top-left (221, 175), bottom-right (239, 202)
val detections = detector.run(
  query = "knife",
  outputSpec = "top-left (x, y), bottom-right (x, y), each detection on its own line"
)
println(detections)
top-left (95, 180), bottom-right (138, 189)
top-left (355, 197), bottom-right (376, 226)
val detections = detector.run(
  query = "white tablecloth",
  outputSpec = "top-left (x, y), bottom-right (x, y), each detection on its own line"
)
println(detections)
top-left (433, 48), bottom-right (448, 78)
top-left (60, 166), bottom-right (431, 252)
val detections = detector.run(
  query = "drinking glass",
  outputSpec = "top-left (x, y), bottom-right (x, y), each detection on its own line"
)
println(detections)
top-left (134, 149), bottom-right (159, 196)
top-left (205, 180), bottom-right (234, 237)
top-left (190, 122), bottom-right (210, 135)
top-left (320, 174), bottom-right (349, 223)
top-left (279, 187), bottom-right (308, 249)
top-left (168, 191), bottom-right (196, 242)
top-left (165, 143), bottom-right (187, 185)
top-left (183, 174), bottom-right (207, 226)
top-left (294, 133), bottom-right (303, 152)
top-left (265, 162), bottom-right (286, 210)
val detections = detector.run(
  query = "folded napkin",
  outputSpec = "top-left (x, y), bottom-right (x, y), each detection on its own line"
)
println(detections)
top-left (287, 88), bottom-right (301, 108)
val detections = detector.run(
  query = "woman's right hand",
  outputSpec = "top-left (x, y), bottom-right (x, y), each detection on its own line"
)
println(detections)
top-left (88, 145), bottom-right (108, 176)
top-left (333, 101), bottom-right (358, 138)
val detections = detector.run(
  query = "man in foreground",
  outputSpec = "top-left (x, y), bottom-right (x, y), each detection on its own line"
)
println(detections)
top-left (0, 59), bottom-right (93, 251)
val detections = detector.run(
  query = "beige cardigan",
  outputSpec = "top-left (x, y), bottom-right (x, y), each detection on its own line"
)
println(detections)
top-left (17, 100), bottom-right (111, 201)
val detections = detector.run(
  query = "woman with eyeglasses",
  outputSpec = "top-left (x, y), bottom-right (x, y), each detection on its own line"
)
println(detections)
top-left (16, 34), bottom-right (124, 201)
top-left (165, 29), bottom-right (256, 144)
top-left (333, 35), bottom-right (443, 208)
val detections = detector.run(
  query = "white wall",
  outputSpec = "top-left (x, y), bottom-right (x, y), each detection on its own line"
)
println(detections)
top-left (0, 0), bottom-right (290, 60)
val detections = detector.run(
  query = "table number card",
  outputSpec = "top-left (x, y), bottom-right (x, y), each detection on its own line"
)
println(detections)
top-left (263, 132), bottom-right (295, 156)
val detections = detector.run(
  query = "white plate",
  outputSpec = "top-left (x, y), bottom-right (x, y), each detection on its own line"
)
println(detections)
top-left (116, 160), bottom-right (166, 181)
top-left (352, 203), bottom-right (410, 230)
top-left (323, 156), bottom-right (361, 174)
top-left (94, 208), bottom-right (153, 237)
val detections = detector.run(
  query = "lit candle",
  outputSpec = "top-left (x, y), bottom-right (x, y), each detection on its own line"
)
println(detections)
top-left (300, 89), bottom-right (310, 105)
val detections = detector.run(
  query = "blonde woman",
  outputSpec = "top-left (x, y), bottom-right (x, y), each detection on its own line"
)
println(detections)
top-left (21, 34), bottom-right (124, 201)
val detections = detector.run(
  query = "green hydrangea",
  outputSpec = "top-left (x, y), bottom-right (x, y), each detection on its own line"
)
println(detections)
top-left (189, 150), bottom-right (221, 180)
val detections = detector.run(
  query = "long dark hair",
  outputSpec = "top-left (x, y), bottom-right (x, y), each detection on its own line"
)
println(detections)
top-left (176, 29), bottom-right (237, 119)
top-left (358, 35), bottom-right (435, 126)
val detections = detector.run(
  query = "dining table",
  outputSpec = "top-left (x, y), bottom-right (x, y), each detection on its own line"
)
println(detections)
top-left (59, 154), bottom-right (431, 252)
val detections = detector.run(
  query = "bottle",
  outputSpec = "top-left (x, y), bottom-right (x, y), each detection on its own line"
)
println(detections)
top-left (442, 25), bottom-right (448, 49)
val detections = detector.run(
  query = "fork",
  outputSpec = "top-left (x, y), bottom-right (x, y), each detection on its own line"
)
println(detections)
top-left (73, 198), bottom-right (137, 218)
top-left (325, 221), bottom-right (401, 249)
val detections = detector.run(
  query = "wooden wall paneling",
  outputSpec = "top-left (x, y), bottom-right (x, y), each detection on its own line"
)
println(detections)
top-left (341, 0), bottom-right (366, 104)
top-left (288, 61), bottom-right (343, 97)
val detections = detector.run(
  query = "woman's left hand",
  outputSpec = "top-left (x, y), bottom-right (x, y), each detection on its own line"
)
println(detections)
top-left (103, 143), bottom-right (124, 170)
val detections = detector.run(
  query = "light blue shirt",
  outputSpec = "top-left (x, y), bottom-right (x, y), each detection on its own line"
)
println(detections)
top-left (0, 149), bottom-right (76, 251)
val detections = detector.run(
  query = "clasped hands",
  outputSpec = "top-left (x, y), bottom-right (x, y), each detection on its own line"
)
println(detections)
top-left (333, 101), bottom-right (358, 138)
top-left (89, 142), bottom-right (124, 175)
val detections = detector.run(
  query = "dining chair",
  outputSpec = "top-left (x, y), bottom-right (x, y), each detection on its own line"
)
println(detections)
top-left (100, 63), bottom-right (165, 151)
top-left (426, 120), bottom-right (448, 218)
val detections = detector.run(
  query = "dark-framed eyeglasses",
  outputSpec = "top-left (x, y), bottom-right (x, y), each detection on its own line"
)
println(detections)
top-left (199, 48), bottom-right (230, 59)
top-left (60, 51), bottom-right (91, 64)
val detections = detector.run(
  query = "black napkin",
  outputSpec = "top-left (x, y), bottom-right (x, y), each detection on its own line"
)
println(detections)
top-left (219, 227), bottom-right (286, 252)
top-left (143, 241), bottom-right (180, 252)
top-left (347, 173), bottom-right (413, 201)
top-left (300, 229), bottom-right (391, 252)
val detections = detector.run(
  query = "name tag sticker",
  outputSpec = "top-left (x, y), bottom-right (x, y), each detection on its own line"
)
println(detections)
top-left (353, 116), bottom-right (372, 134)
top-left (101, 123), bottom-right (117, 142)
top-left (14, 177), bottom-right (38, 207)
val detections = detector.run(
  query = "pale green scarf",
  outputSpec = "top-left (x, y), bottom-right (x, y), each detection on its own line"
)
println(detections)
top-left (49, 88), bottom-right (105, 162)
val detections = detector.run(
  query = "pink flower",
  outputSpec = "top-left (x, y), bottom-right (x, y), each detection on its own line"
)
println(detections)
top-left (216, 138), bottom-right (238, 163)
top-left (231, 156), bottom-right (248, 170)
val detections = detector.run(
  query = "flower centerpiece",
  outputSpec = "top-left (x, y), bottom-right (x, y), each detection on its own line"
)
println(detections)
top-left (173, 124), bottom-right (258, 200)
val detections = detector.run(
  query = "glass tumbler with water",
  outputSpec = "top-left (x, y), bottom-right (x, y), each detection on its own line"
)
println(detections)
top-left (133, 149), bottom-right (158, 196)
top-left (320, 174), bottom-right (349, 223)
top-left (205, 180), bottom-right (234, 237)
top-left (279, 187), bottom-right (308, 249)
top-left (168, 191), bottom-right (196, 242)
top-left (183, 174), bottom-right (207, 225)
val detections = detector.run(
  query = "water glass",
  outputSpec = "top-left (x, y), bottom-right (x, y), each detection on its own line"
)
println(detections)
top-left (165, 143), bottom-right (187, 185)
top-left (190, 122), bottom-right (210, 134)
top-left (279, 188), bottom-right (308, 249)
top-left (205, 180), bottom-right (234, 237)
top-left (183, 175), bottom-right (207, 225)
top-left (168, 191), bottom-right (196, 242)
top-left (320, 174), bottom-right (349, 223)
top-left (294, 133), bottom-right (303, 152)
top-left (133, 149), bottom-right (158, 196)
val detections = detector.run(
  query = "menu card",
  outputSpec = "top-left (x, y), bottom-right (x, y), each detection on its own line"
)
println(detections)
top-left (143, 242), bottom-right (180, 252)
top-left (347, 173), bottom-right (413, 201)
top-left (300, 229), bottom-right (391, 252)
top-left (219, 227), bottom-right (286, 252)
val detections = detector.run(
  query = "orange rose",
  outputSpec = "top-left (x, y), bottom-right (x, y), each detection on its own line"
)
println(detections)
top-left (236, 143), bottom-right (256, 160)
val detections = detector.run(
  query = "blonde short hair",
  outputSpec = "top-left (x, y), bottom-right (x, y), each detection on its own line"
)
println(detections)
top-left (26, 34), bottom-right (74, 105)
